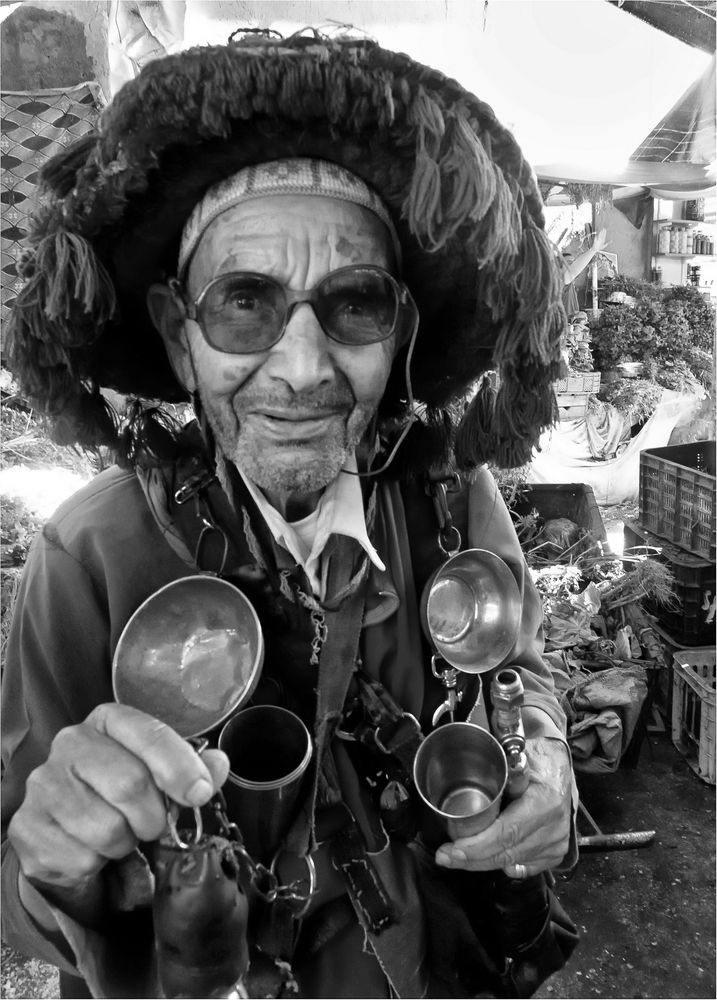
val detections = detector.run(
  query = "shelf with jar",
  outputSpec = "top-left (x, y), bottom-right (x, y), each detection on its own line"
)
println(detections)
top-left (654, 222), bottom-right (714, 257)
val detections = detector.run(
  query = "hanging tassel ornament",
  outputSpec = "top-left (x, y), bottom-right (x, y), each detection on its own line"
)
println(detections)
top-left (454, 376), bottom-right (498, 469)
top-left (14, 230), bottom-right (116, 348)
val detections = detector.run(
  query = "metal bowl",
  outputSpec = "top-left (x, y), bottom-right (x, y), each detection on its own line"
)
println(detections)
top-left (113, 575), bottom-right (264, 738)
top-left (422, 549), bottom-right (522, 673)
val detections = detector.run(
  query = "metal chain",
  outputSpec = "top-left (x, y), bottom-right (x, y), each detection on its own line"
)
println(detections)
top-left (209, 793), bottom-right (316, 911)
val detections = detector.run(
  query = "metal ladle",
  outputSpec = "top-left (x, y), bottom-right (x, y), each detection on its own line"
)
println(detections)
top-left (112, 574), bottom-right (264, 740)
top-left (112, 575), bottom-right (265, 843)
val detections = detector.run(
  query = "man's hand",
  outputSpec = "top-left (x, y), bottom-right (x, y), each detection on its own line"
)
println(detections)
top-left (435, 737), bottom-right (572, 877)
top-left (8, 704), bottom-right (229, 900)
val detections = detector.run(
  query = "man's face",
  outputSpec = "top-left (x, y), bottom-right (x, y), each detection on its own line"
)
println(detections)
top-left (170, 195), bottom-right (396, 507)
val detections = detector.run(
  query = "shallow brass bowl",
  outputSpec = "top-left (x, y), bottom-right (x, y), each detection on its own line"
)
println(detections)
top-left (423, 549), bottom-right (521, 673)
top-left (113, 575), bottom-right (264, 738)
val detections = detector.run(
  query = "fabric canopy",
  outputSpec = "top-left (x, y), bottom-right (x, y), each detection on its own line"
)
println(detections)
top-left (631, 55), bottom-right (715, 168)
top-left (537, 54), bottom-right (716, 195)
top-left (607, 0), bottom-right (716, 54)
top-left (106, 0), bottom-right (712, 185)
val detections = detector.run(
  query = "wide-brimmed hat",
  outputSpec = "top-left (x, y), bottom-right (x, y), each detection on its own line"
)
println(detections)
top-left (6, 29), bottom-right (566, 471)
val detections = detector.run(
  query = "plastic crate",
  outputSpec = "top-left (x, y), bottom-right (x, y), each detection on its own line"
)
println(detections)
top-left (639, 441), bottom-right (716, 560)
top-left (514, 483), bottom-right (610, 548)
top-left (671, 647), bottom-right (716, 784)
top-left (623, 520), bottom-right (716, 646)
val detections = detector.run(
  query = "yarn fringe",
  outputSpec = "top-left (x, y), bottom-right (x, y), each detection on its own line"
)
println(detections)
top-left (15, 231), bottom-right (116, 346)
top-left (388, 407), bottom-right (457, 480)
top-left (47, 384), bottom-right (119, 451)
top-left (454, 378), bottom-right (497, 468)
top-left (116, 401), bottom-right (189, 469)
top-left (454, 372), bottom-right (560, 470)
top-left (404, 91), bottom-right (522, 265)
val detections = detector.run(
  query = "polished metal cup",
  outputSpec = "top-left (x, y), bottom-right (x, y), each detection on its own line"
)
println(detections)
top-left (413, 723), bottom-right (508, 840)
top-left (421, 549), bottom-right (522, 673)
top-left (218, 705), bottom-right (313, 863)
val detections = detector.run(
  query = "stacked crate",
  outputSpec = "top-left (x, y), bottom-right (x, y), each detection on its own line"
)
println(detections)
top-left (554, 371), bottom-right (602, 420)
top-left (555, 312), bottom-right (600, 420)
top-left (623, 441), bottom-right (715, 647)
top-left (671, 648), bottom-right (715, 784)
top-left (624, 442), bottom-right (715, 776)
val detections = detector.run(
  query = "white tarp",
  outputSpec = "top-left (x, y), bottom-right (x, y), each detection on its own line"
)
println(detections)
top-left (527, 389), bottom-right (706, 504)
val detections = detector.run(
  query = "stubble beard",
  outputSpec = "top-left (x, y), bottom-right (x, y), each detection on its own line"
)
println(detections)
top-left (200, 391), bottom-right (376, 497)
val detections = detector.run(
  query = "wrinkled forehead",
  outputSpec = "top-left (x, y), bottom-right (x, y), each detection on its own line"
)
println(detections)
top-left (179, 157), bottom-right (402, 278)
top-left (186, 194), bottom-right (396, 290)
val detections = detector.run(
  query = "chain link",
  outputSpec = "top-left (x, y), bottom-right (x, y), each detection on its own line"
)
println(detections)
top-left (210, 793), bottom-right (315, 910)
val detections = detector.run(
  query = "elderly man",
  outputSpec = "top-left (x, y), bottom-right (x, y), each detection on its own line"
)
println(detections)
top-left (2, 32), bottom-right (576, 1000)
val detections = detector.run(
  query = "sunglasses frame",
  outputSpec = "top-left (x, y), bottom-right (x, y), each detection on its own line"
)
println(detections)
top-left (168, 265), bottom-right (417, 354)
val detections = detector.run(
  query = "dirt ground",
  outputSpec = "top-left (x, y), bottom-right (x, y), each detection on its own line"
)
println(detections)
top-left (534, 731), bottom-right (716, 1000)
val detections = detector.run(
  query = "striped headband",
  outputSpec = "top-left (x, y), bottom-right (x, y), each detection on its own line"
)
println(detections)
top-left (178, 158), bottom-right (402, 276)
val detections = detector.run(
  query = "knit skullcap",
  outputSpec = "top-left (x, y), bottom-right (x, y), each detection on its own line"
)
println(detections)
top-left (179, 158), bottom-right (402, 277)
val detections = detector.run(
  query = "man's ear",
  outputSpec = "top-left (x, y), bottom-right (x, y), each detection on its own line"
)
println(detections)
top-left (147, 283), bottom-right (197, 393)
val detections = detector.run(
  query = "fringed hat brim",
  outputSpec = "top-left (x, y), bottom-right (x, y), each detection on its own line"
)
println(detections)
top-left (7, 32), bottom-right (566, 470)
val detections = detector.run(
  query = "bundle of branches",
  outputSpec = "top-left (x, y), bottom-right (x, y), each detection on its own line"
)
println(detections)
top-left (1, 496), bottom-right (43, 568)
top-left (490, 464), bottom-right (531, 509)
top-left (1, 567), bottom-right (23, 667)
top-left (563, 183), bottom-right (613, 208)
top-left (598, 559), bottom-right (679, 612)
top-left (600, 378), bottom-right (663, 425)
top-left (1, 395), bottom-right (106, 476)
top-left (521, 516), bottom-right (607, 568)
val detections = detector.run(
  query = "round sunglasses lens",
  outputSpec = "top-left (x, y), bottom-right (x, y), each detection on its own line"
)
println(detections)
top-left (317, 269), bottom-right (398, 344)
top-left (200, 275), bottom-right (283, 352)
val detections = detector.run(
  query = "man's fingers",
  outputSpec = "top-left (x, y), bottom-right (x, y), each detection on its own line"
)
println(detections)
top-left (437, 823), bottom-right (568, 873)
top-left (86, 704), bottom-right (219, 806)
top-left (9, 806), bottom-right (113, 886)
top-left (201, 748), bottom-right (231, 790)
top-left (449, 793), bottom-right (549, 859)
top-left (53, 732), bottom-right (169, 843)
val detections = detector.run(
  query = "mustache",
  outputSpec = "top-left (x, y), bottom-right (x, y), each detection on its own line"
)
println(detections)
top-left (232, 378), bottom-right (356, 414)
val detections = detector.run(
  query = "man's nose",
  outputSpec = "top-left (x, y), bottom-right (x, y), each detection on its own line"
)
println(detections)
top-left (265, 302), bottom-right (335, 392)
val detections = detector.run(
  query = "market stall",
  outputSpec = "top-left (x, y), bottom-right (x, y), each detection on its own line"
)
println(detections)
top-left (497, 456), bottom-right (715, 785)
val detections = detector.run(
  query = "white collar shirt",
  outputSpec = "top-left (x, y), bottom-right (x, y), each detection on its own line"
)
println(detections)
top-left (238, 454), bottom-right (385, 599)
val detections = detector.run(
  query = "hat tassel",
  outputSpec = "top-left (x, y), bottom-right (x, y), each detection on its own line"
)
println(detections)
top-left (19, 231), bottom-right (116, 344)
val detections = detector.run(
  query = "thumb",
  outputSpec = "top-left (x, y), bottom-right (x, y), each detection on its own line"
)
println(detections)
top-left (199, 748), bottom-right (230, 791)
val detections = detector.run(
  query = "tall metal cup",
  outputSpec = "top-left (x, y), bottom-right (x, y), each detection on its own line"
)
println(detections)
top-left (218, 705), bottom-right (313, 863)
top-left (413, 722), bottom-right (508, 841)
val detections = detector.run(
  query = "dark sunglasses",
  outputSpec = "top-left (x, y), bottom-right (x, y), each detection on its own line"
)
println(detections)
top-left (168, 265), bottom-right (418, 354)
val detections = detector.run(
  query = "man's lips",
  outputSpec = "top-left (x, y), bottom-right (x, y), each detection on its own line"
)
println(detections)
top-left (246, 409), bottom-right (348, 440)
top-left (257, 408), bottom-right (346, 422)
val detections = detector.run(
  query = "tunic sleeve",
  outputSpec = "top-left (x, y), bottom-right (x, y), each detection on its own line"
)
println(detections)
top-left (1, 500), bottom-right (167, 997)
top-left (465, 468), bottom-right (579, 869)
